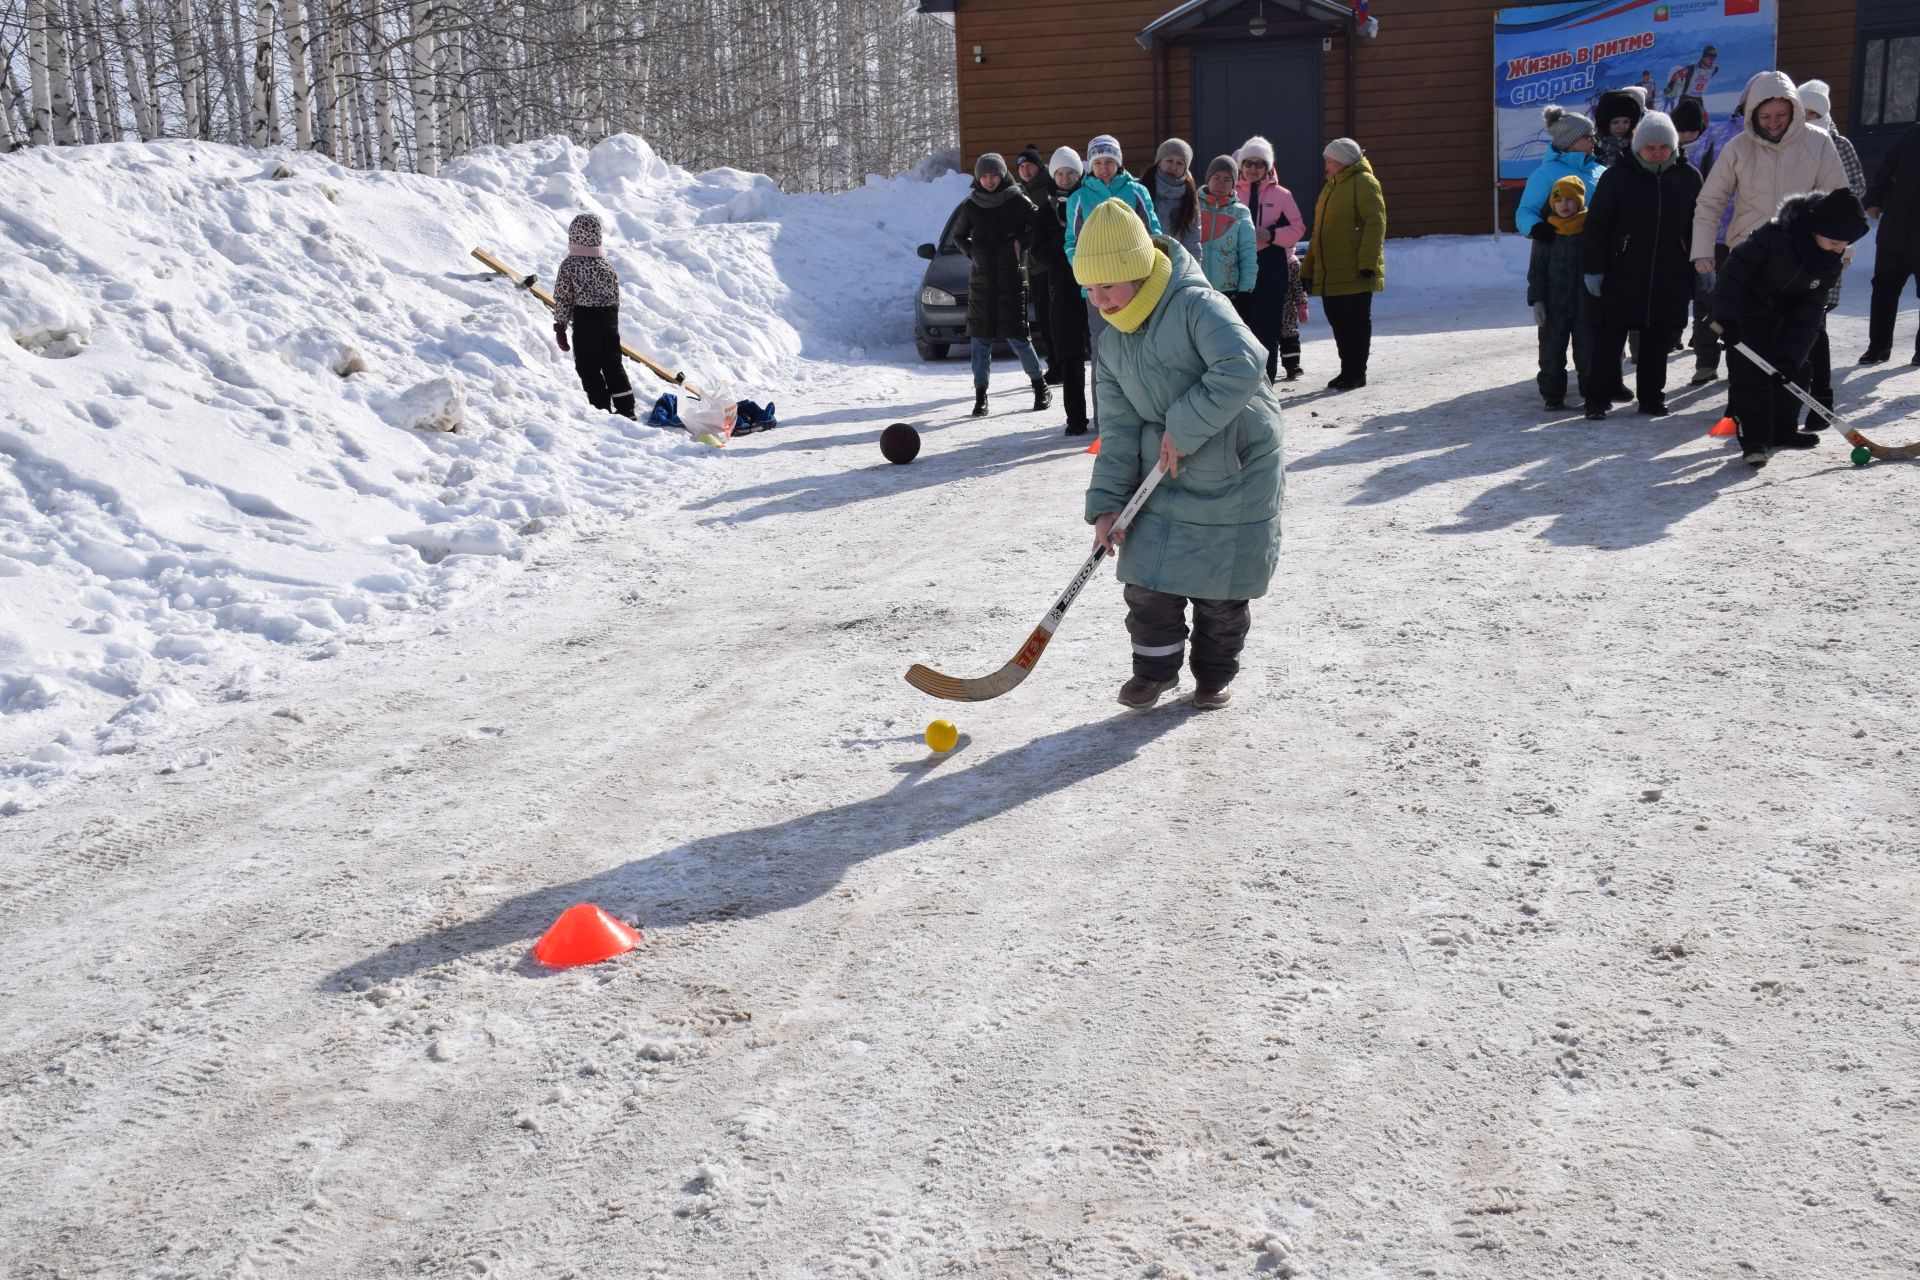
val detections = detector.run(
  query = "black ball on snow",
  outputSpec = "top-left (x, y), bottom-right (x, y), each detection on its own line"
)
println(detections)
top-left (880, 423), bottom-right (921, 465)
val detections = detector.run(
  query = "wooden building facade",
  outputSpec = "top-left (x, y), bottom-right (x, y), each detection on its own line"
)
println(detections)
top-left (922, 0), bottom-right (1909, 239)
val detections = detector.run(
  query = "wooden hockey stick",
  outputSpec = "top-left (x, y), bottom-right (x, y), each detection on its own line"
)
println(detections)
top-left (1717, 328), bottom-right (1917, 460)
top-left (470, 247), bottom-right (704, 400)
top-left (905, 461), bottom-right (1168, 702)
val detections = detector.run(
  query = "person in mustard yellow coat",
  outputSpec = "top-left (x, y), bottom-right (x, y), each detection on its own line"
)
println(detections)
top-left (1300, 138), bottom-right (1386, 391)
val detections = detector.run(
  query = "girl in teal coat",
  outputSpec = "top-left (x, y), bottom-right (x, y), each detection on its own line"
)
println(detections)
top-left (1073, 198), bottom-right (1283, 712)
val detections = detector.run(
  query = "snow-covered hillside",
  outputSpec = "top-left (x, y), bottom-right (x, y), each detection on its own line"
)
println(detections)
top-left (0, 137), bottom-right (970, 814)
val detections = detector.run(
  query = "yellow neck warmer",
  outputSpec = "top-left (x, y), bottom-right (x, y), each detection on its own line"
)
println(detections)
top-left (1102, 249), bottom-right (1173, 334)
top-left (1548, 209), bottom-right (1587, 235)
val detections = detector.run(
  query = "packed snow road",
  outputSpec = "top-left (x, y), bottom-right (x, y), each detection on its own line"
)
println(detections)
top-left (4, 305), bottom-right (1918, 1278)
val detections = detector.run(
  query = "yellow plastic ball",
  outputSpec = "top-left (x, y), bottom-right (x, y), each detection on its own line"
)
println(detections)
top-left (924, 719), bottom-right (958, 752)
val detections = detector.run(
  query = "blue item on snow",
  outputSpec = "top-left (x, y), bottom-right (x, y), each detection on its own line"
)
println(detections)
top-left (734, 399), bottom-right (778, 434)
top-left (647, 392), bottom-right (683, 428)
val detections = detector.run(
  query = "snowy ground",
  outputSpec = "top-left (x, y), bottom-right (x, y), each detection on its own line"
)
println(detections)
top-left (4, 142), bottom-right (1920, 1277)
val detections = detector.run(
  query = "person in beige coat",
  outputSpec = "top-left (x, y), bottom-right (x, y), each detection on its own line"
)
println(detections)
top-left (1690, 71), bottom-right (1846, 414)
top-left (1691, 71), bottom-right (1846, 267)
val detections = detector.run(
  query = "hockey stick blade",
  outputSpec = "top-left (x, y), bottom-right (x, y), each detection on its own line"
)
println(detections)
top-left (904, 462), bottom-right (1167, 703)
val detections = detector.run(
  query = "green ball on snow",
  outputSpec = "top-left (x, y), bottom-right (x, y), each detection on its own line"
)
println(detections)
top-left (1850, 446), bottom-right (1873, 467)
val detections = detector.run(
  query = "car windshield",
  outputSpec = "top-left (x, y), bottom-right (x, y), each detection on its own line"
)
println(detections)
top-left (937, 206), bottom-right (964, 253)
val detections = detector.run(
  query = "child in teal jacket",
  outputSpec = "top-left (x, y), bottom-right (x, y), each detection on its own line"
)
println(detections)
top-left (1196, 154), bottom-right (1258, 299)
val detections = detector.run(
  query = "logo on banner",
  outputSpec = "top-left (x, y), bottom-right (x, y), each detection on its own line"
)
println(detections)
top-left (1655, 5), bottom-right (1670, 20)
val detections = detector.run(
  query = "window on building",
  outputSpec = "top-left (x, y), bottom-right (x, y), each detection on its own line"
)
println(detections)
top-left (1862, 34), bottom-right (1920, 126)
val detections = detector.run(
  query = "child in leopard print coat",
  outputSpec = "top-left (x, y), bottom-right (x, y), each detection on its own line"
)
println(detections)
top-left (552, 213), bottom-right (635, 419)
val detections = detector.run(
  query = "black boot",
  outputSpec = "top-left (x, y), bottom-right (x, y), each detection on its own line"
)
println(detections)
top-left (971, 387), bottom-right (988, 417)
top-left (1283, 359), bottom-right (1302, 382)
top-left (1064, 421), bottom-right (1089, 437)
top-left (1032, 379), bottom-right (1051, 412)
top-left (611, 392), bottom-right (637, 421)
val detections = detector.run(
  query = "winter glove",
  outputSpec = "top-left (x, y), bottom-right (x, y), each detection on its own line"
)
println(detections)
top-left (1698, 271), bottom-right (1717, 294)
top-left (1532, 302), bottom-right (1546, 326)
top-left (1714, 318), bottom-right (1739, 346)
top-left (554, 324), bottom-right (570, 353)
top-left (1527, 221), bottom-right (1556, 245)
top-left (1583, 273), bottom-right (1604, 297)
top-left (1357, 268), bottom-right (1374, 279)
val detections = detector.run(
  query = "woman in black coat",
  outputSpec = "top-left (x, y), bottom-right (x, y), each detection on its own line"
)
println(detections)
top-left (1714, 188), bottom-right (1871, 465)
top-left (952, 153), bottom-right (1047, 417)
top-left (1030, 147), bottom-right (1093, 435)
top-left (1580, 110), bottom-right (1702, 419)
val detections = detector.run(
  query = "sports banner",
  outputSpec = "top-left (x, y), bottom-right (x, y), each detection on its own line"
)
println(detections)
top-left (1494, 0), bottom-right (1778, 186)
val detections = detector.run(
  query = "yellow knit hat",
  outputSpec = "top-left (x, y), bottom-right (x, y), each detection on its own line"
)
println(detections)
top-left (1072, 198), bottom-right (1156, 286)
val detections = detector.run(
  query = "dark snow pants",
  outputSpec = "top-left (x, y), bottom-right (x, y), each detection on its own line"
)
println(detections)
top-left (571, 305), bottom-right (636, 418)
top-left (1688, 243), bottom-right (1731, 371)
top-left (1536, 299), bottom-right (1591, 402)
top-left (1804, 326), bottom-right (1834, 426)
top-left (1867, 246), bottom-right (1918, 358)
top-left (1592, 313), bottom-right (1678, 409)
top-left (1321, 293), bottom-right (1373, 380)
top-left (1729, 343), bottom-right (1808, 450)
top-left (1124, 585), bottom-right (1251, 686)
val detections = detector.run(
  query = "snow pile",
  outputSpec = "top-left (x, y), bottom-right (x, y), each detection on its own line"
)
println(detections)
top-left (0, 136), bottom-right (971, 814)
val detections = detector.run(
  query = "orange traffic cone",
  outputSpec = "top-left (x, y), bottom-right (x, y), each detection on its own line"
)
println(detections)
top-left (1708, 416), bottom-right (1737, 437)
top-left (1085, 436), bottom-right (1100, 455)
top-left (533, 903), bottom-right (640, 967)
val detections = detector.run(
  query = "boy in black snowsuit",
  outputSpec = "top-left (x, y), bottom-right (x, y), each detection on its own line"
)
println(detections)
top-left (1713, 188), bottom-right (1871, 466)
top-left (1527, 175), bottom-right (1591, 410)
top-left (552, 213), bottom-right (636, 419)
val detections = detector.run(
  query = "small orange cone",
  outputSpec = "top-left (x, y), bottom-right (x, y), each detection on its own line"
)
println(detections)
top-left (1708, 416), bottom-right (1737, 437)
top-left (533, 903), bottom-right (640, 967)
top-left (1085, 436), bottom-right (1100, 454)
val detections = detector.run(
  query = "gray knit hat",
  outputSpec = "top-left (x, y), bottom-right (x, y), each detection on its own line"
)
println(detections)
top-left (973, 152), bottom-right (1011, 182)
top-left (1633, 111), bottom-right (1679, 154)
top-left (1324, 137), bottom-right (1364, 167)
top-left (1206, 154), bottom-right (1237, 181)
top-left (1543, 105), bottom-right (1595, 151)
top-left (1155, 138), bottom-right (1194, 168)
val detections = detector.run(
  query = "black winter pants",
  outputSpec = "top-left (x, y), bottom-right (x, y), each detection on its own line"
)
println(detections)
top-left (1592, 312), bottom-right (1678, 409)
top-left (571, 305), bottom-right (635, 417)
top-left (1123, 584), bottom-right (1251, 686)
top-left (1031, 277), bottom-right (1054, 368)
top-left (1867, 245), bottom-right (1919, 358)
top-left (1804, 326), bottom-right (1834, 426)
top-left (1728, 344), bottom-right (1807, 450)
top-left (1688, 243), bottom-right (1731, 370)
top-left (1535, 299), bottom-right (1591, 402)
top-left (1321, 293), bottom-right (1373, 379)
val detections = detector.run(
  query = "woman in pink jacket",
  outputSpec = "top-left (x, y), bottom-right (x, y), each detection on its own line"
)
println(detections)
top-left (1234, 136), bottom-right (1309, 381)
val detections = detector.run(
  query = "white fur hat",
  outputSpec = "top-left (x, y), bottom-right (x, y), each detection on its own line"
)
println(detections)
top-left (1049, 146), bottom-right (1084, 178)
top-left (1235, 135), bottom-right (1276, 166)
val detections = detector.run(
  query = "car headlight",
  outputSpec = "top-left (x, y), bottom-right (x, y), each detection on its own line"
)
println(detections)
top-left (920, 286), bottom-right (957, 307)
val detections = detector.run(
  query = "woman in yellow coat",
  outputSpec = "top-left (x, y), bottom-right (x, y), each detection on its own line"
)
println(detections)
top-left (1301, 138), bottom-right (1386, 391)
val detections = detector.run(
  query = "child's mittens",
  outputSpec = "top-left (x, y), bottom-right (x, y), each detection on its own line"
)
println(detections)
top-left (1297, 302), bottom-right (1310, 324)
top-left (1532, 302), bottom-right (1546, 326)
top-left (1583, 273), bottom-right (1604, 297)
top-left (554, 324), bottom-right (569, 352)
top-left (1528, 221), bottom-right (1556, 245)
